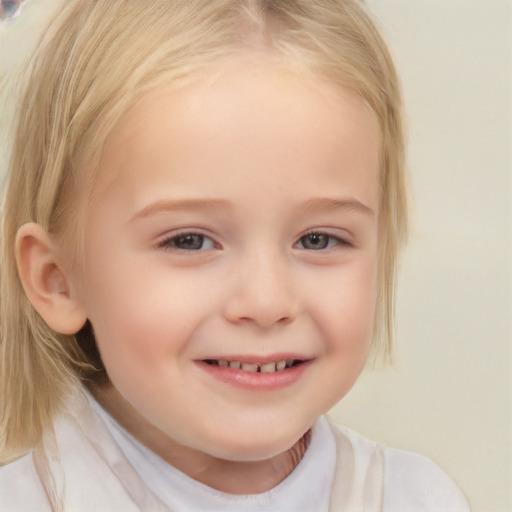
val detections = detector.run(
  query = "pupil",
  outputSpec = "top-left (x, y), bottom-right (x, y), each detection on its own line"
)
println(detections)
top-left (304, 233), bottom-right (328, 250)
top-left (177, 234), bottom-right (203, 250)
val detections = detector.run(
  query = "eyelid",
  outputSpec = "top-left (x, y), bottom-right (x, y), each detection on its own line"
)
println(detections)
top-left (295, 228), bottom-right (354, 249)
top-left (154, 229), bottom-right (222, 251)
top-left (152, 227), bottom-right (354, 252)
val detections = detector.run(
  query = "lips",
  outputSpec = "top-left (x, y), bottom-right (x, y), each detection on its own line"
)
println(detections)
top-left (198, 356), bottom-right (311, 391)
top-left (203, 359), bottom-right (302, 373)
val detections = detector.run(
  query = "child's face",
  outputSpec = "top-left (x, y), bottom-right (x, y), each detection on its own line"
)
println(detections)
top-left (75, 57), bottom-right (380, 461)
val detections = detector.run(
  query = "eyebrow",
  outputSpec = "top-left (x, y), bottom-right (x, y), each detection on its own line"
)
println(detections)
top-left (299, 197), bottom-right (376, 217)
top-left (129, 196), bottom-right (375, 223)
top-left (129, 198), bottom-right (233, 222)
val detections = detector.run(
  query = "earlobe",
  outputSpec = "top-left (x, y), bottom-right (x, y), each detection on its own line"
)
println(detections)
top-left (15, 223), bottom-right (87, 335)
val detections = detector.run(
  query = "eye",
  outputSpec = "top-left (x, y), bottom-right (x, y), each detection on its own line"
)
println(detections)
top-left (295, 231), bottom-right (349, 251)
top-left (157, 232), bottom-right (217, 251)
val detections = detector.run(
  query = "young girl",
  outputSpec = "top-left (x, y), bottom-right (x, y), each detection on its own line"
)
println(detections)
top-left (0, 1), bottom-right (469, 510)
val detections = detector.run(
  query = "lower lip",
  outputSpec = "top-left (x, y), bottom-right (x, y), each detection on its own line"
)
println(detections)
top-left (196, 360), bottom-right (312, 391)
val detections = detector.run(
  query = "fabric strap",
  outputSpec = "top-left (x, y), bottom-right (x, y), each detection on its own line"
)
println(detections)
top-left (328, 421), bottom-right (385, 512)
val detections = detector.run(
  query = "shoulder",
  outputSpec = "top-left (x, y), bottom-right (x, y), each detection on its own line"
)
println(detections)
top-left (0, 392), bottom-right (143, 512)
top-left (0, 453), bottom-right (51, 512)
top-left (328, 420), bottom-right (470, 512)
top-left (383, 447), bottom-right (469, 512)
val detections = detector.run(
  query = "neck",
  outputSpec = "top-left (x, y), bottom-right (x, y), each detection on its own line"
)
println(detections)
top-left (93, 387), bottom-right (312, 494)
top-left (183, 429), bottom-right (312, 494)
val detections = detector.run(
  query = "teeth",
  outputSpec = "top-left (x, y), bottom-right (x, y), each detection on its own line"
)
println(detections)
top-left (241, 362), bottom-right (259, 372)
top-left (211, 359), bottom-right (298, 372)
top-left (276, 360), bottom-right (287, 371)
top-left (260, 362), bottom-right (277, 373)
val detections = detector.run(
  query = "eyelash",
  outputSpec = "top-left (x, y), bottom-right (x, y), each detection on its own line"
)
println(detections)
top-left (156, 232), bottom-right (218, 252)
top-left (156, 230), bottom-right (351, 252)
top-left (294, 231), bottom-right (352, 251)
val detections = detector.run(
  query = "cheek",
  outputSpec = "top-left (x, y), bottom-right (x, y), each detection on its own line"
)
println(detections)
top-left (297, 256), bottom-right (378, 412)
top-left (81, 253), bottom-right (221, 374)
top-left (314, 255), bottom-right (378, 354)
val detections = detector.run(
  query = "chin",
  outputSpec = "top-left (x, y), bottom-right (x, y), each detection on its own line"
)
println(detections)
top-left (199, 423), bottom-right (311, 463)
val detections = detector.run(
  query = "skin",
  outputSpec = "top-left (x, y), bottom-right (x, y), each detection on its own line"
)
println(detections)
top-left (19, 56), bottom-right (381, 494)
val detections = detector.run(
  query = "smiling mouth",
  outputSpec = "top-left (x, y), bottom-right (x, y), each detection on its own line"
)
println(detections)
top-left (203, 359), bottom-right (304, 373)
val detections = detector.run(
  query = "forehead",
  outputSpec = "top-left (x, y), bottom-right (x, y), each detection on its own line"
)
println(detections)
top-left (91, 57), bottom-right (380, 212)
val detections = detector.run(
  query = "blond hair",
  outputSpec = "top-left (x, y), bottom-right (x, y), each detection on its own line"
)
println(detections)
top-left (0, 0), bottom-right (407, 463)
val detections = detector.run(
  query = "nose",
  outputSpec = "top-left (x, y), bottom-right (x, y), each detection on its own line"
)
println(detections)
top-left (223, 249), bottom-right (300, 329)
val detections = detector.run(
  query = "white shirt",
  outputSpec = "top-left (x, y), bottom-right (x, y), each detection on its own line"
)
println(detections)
top-left (0, 391), bottom-right (470, 511)
top-left (91, 398), bottom-right (336, 511)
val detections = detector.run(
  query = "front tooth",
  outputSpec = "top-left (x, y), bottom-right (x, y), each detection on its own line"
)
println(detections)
top-left (229, 361), bottom-right (241, 370)
top-left (260, 362), bottom-right (277, 373)
top-left (276, 360), bottom-right (287, 371)
top-left (241, 362), bottom-right (259, 372)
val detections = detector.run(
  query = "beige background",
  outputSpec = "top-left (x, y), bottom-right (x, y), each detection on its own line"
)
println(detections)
top-left (331, 2), bottom-right (511, 512)
top-left (1, 1), bottom-right (511, 511)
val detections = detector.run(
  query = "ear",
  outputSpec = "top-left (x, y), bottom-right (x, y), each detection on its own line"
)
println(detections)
top-left (15, 223), bottom-right (87, 335)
